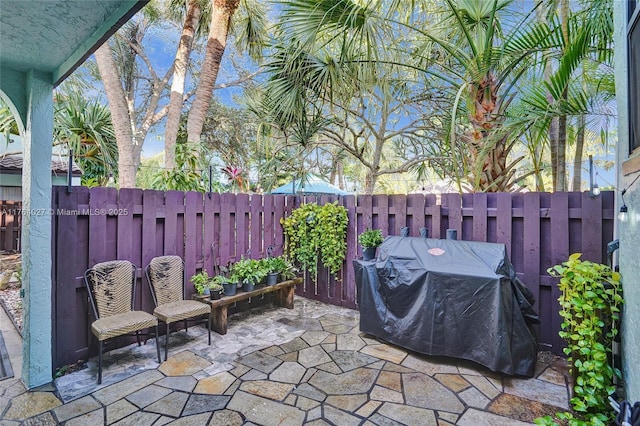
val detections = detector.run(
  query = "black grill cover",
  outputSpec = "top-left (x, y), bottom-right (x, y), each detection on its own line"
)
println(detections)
top-left (354, 236), bottom-right (538, 377)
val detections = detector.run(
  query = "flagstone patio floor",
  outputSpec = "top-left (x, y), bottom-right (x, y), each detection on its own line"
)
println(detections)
top-left (0, 297), bottom-right (571, 425)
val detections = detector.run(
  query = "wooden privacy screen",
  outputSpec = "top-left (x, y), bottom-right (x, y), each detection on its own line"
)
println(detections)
top-left (50, 187), bottom-right (614, 368)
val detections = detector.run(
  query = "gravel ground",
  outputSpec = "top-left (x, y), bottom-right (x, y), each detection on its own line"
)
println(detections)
top-left (0, 287), bottom-right (22, 333)
top-left (0, 252), bottom-right (22, 333)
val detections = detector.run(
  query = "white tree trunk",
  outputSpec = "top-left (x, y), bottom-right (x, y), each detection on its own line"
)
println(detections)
top-left (186, 0), bottom-right (239, 144)
top-left (94, 43), bottom-right (137, 188)
top-left (165, 0), bottom-right (202, 169)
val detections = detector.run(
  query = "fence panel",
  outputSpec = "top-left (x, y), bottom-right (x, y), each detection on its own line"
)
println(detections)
top-left (0, 201), bottom-right (21, 251)
top-left (49, 188), bottom-right (615, 368)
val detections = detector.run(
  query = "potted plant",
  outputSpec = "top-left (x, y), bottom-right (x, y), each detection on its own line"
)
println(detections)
top-left (213, 273), bottom-right (238, 297)
top-left (190, 270), bottom-right (211, 296)
top-left (358, 228), bottom-right (384, 261)
top-left (208, 277), bottom-right (224, 300)
top-left (233, 258), bottom-right (268, 292)
top-left (263, 256), bottom-right (297, 285)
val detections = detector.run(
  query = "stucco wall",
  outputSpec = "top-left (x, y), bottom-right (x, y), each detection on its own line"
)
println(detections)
top-left (614, 1), bottom-right (640, 402)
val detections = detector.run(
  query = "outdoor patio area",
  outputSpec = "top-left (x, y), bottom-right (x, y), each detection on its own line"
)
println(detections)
top-left (0, 297), bottom-right (571, 425)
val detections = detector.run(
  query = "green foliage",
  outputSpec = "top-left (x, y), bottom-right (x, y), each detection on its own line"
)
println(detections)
top-left (536, 253), bottom-right (623, 425)
top-left (261, 255), bottom-right (298, 280)
top-left (281, 202), bottom-right (348, 277)
top-left (153, 142), bottom-right (206, 191)
top-left (232, 258), bottom-right (270, 285)
top-left (358, 228), bottom-right (384, 248)
top-left (190, 270), bottom-right (211, 294)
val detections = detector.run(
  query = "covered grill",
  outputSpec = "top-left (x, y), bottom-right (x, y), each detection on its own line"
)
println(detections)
top-left (354, 236), bottom-right (539, 377)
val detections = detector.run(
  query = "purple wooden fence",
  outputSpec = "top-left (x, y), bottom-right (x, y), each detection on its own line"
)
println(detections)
top-left (50, 187), bottom-right (614, 369)
top-left (0, 201), bottom-right (21, 251)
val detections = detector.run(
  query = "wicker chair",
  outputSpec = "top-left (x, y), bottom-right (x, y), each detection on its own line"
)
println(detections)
top-left (84, 260), bottom-right (161, 384)
top-left (145, 255), bottom-right (211, 361)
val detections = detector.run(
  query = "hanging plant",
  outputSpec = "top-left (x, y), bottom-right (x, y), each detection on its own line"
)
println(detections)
top-left (281, 201), bottom-right (348, 278)
top-left (535, 253), bottom-right (623, 426)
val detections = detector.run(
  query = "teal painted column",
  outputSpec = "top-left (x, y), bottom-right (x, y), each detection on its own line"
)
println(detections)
top-left (21, 70), bottom-right (54, 388)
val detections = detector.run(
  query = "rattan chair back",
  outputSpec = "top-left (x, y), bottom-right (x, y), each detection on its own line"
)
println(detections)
top-left (147, 255), bottom-right (184, 305)
top-left (85, 260), bottom-right (136, 319)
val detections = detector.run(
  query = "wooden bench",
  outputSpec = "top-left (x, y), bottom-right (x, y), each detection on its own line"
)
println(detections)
top-left (193, 278), bottom-right (301, 335)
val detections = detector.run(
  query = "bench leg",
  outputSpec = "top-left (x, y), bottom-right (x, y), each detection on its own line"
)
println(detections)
top-left (211, 306), bottom-right (228, 335)
top-left (274, 285), bottom-right (295, 309)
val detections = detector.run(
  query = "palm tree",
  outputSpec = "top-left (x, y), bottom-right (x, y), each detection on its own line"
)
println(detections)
top-left (1, 94), bottom-right (117, 186)
top-left (164, 0), bottom-right (206, 169)
top-left (53, 92), bottom-right (118, 186)
top-left (267, 0), bottom-right (559, 192)
top-left (94, 4), bottom-right (174, 188)
top-left (185, 0), bottom-right (267, 145)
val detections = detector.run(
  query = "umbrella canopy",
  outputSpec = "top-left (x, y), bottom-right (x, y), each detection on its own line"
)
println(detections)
top-left (271, 174), bottom-right (351, 195)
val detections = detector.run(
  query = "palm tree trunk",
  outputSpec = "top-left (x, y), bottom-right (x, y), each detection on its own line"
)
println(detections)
top-left (572, 115), bottom-right (586, 191)
top-left (186, 0), bottom-right (239, 144)
top-left (165, 0), bottom-right (202, 169)
top-left (94, 43), bottom-right (137, 188)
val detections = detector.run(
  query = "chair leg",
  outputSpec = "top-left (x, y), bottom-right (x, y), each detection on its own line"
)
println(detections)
top-left (136, 330), bottom-right (141, 346)
top-left (98, 340), bottom-right (103, 385)
top-left (155, 324), bottom-right (161, 364)
top-left (165, 322), bottom-right (169, 361)
top-left (184, 319), bottom-right (188, 332)
top-left (208, 313), bottom-right (211, 345)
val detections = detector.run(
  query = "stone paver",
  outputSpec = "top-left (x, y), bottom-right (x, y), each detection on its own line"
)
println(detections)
top-left (402, 372), bottom-right (465, 413)
top-left (125, 384), bottom-right (172, 408)
top-left (209, 409), bottom-right (243, 425)
top-left (457, 408), bottom-right (532, 426)
top-left (503, 377), bottom-right (570, 410)
top-left (65, 408), bottom-right (104, 426)
top-left (270, 361), bottom-right (306, 384)
top-left (378, 402), bottom-right (438, 426)
top-left (52, 395), bottom-right (101, 422)
top-left (193, 371), bottom-right (236, 394)
top-left (159, 351), bottom-right (211, 376)
top-left (1, 297), bottom-right (572, 426)
top-left (459, 386), bottom-right (491, 409)
top-left (325, 393), bottom-right (368, 411)
top-left (145, 391), bottom-right (189, 417)
top-left (240, 380), bottom-right (294, 401)
top-left (330, 350), bottom-right (378, 371)
top-left (228, 391), bottom-right (305, 426)
top-left (322, 404), bottom-right (362, 426)
top-left (92, 370), bottom-right (164, 405)
top-left (310, 367), bottom-right (379, 395)
top-left (106, 399), bottom-right (138, 424)
top-left (361, 344), bottom-right (408, 364)
top-left (298, 346), bottom-right (332, 368)
top-left (237, 351), bottom-right (283, 373)
top-left (3, 392), bottom-right (62, 420)
top-left (156, 376), bottom-right (197, 393)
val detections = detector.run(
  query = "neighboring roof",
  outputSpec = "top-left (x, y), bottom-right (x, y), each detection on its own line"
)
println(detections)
top-left (0, 0), bottom-right (148, 86)
top-left (0, 154), bottom-right (82, 176)
top-left (271, 174), bottom-right (351, 195)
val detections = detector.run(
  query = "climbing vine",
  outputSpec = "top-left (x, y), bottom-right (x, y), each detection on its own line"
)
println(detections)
top-left (281, 202), bottom-right (348, 277)
top-left (536, 253), bottom-right (623, 426)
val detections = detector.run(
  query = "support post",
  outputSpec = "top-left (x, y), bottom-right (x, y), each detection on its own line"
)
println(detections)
top-left (21, 71), bottom-right (54, 388)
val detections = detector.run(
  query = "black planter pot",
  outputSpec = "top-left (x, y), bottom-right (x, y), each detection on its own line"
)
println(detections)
top-left (243, 281), bottom-right (256, 292)
top-left (209, 289), bottom-right (222, 300)
top-left (222, 282), bottom-right (237, 296)
top-left (265, 272), bottom-right (279, 286)
top-left (362, 247), bottom-right (377, 261)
